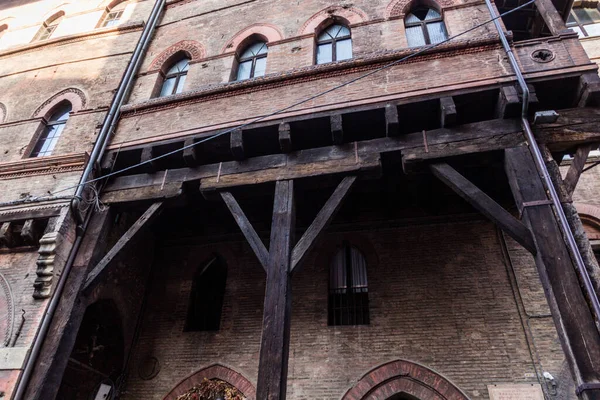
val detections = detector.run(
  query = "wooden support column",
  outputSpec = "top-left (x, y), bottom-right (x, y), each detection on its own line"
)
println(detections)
top-left (257, 180), bottom-right (295, 400)
top-left (385, 104), bottom-right (400, 136)
top-left (231, 128), bottom-right (245, 160)
top-left (279, 122), bottom-right (292, 153)
top-left (439, 97), bottom-right (457, 128)
top-left (331, 114), bottom-right (343, 145)
top-left (534, 0), bottom-right (568, 35)
top-left (183, 138), bottom-right (198, 167)
top-left (505, 146), bottom-right (600, 399)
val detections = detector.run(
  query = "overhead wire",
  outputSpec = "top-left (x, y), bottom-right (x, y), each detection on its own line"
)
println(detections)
top-left (34, 0), bottom-right (536, 202)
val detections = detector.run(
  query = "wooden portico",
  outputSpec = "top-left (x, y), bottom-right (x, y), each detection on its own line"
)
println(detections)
top-left (25, 72), bottom-right (600, 399)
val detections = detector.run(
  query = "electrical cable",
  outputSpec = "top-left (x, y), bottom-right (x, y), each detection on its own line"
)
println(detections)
top-left (32, 0), bottom-right (536, 202)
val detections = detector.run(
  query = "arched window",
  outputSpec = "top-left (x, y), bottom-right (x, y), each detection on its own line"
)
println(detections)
top-left (159, 57), bottom-right (190, 97)
top-left (405, 7), bottom-right (448, 47)
top-left (33, 13), bottom-right (64, 42)
top-left (185, 255), bottom-right (227, 331)
top-left (329, 243), bottom-right (369, 325)
top-left (100, 1), bottom-right (127, 28)
top-left (31, 101), bottom-right (71, 157)
top-left (236, 41), bottom-right (268, 81)
top-left (316, 24), bottom-right (353, 64)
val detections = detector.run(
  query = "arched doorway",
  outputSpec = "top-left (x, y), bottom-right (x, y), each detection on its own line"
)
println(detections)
top-left (342, 360), bottom-right (470, 400)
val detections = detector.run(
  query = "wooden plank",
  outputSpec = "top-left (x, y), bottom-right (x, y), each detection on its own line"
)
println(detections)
top-left (82, 202), bottom-right (163, 293)
top-left (385, 104), bottom-right (400, 137)
top-left (230, 128), bottom-right (245, 160)
top-left (505, 145), bottom-right (600, 391)
top-left (101, 182), bottom-right (182, 204)
top-left (331, 114), bottom-right (343, 145)
top-left (563, 144), bottom-right (593, 196)
top-left (279, 122), bottom-right (292, 153)
top-left (430, 163), bottom-right (536, 253)
top-left (291, 176), bottom-right (356, 272)
top-left (183, 138), bottom-right (198, 167)
top-left (256, 180), bottom-right (295, 400)
top-left (220, 192), bottom-right (269, 270)
top-left (439, 97), bottom-right (457, 128)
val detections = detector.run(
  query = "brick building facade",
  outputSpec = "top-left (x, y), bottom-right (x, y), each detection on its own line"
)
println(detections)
top-left (1, 0), bottom-right (600, 400)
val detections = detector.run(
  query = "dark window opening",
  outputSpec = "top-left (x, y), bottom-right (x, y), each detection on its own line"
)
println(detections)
top-left (328, 243), bottom-right (370, 326)
top-left (316, 24), bottom-right (353, 64)
top-left (405, 7), bottom-right (448, 47)
top-left (31, 101), bottom-right (72, 157)
top-left (185, 255), bottom-right (227, 331)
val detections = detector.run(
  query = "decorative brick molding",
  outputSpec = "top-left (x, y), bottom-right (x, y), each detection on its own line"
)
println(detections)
top-left (33, 232), bottom-right (59, 299)
top-left (386, 0), bottom-right (453, 18)
top-left (162, 364), bottom-right (256, 400)
top-left (0, 153), bottom-right (88, 179)
top-left (0, 273), bottom-right (14, 347)
top-left (0, 103), bottom-right (6, 123)
top-left (221, 23), bottom-right (284, 54)
top-left (149, 40), bottom-right (206, 72)
top-left (342, 359), bottom-right (470, 400)
top-left (299, 5), bottom-right (369, 35)
top-left (32, 88), bottom-right (87, 118)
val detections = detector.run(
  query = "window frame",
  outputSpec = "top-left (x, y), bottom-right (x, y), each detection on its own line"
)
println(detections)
top-left (33, 14), bottom-right (63, 42)
top-left (315, 23), bottom-right (352, 64)
top-left (567, 6), bottom-right (600, 37)
top-left (405, 6), bottom-right (446, 46)
top-left (30, 102), bottom-right (72, 158)
top-left (159, 57), bottom-right (190, 97)
top-left (101, 9), bottom-right (124, 27)
top-left (235, 42), bottom-right (268, 81)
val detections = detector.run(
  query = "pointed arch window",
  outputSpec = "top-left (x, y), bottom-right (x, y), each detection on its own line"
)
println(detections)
top-left (31, 102), bottom-right (71, 157)
top-left (316, 24), bottom-right (353, 64)
top-left (185, 255), bottom-right (228, 331)
top-left (159, 57), bottom-right (190, 97)
top-left (328, 243), bottom-right (369, 326)
top-left (33, 13), bottom-right (64, 42)
top-left (236, 41), bottom-right (268, 81)
top-left (101, 1), bottom-right (127, 28)
top-left (405, 7), bottom-right (448, 47)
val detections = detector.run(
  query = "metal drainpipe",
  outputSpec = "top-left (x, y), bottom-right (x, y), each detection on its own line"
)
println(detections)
top-left (12, 1), bottom-right (166, 399)
top-left (71, 0), bottom-right (166, 224)
top-left (484, 0), bottom-right (600, 350)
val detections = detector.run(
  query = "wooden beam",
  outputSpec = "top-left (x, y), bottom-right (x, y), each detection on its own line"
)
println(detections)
top-left (505, 146), bottom-right (600, 395)
top-left (291, 176), bottom-right (356, 272)
top-left (439, 97), bottom-right (457, 128)
top-left (220, 192), bottom-right (269, 270)
top-left (101, 182), bottom-right (182, 204)
top-left (331, 114), bottom-right (343, 145)
top-left (563, 144), bottom-right (594, 197)
top-left (140, 146), bottom-right (156, 173)
top-left (430, 163), bottom-right (536, 253)
top-left (578, 73), bottom-right (600, 107)
top-left (385, 104), bottom-right (400, 136)
top-left (256, 180), bottom-right (295, 400)
top-left (279, 122), bottom-right (292, 153)
top-left (230, 128), bottom-right (245, 160)
top-left (82, 202), bottom-right (163, 293)
top-left (534, 0), bottom-right (568, 35)
top-left (494, 85), bottom-right (520, 119)
top-left (183, 138), bottom-right (198, 167)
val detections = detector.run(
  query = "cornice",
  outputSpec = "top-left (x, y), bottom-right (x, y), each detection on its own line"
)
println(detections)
top-left (0, 21), bottom-right (144, 59)
top-left (121, 35), bottom-right (505, 117)
top-left (0, 153), bottom-right (88, 179)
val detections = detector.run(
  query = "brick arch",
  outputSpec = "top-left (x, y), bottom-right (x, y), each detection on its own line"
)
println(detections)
top-left (98, 0), bottom-right (128, 9)
top-left (385, 0), bottom-right (452, 18)
top-left (342, 360), bottom-right (470, 400)
top-left (0, 103), bottom-right (6, 123)
top-left (299, 6), bottom-right (369, 35)
top-left (41, 5), bottom-right (69, 22)
top-left (221, 23), bottom-right (284, 54)
top-left (162, 364), bottom-right (256, 400)
top-left (33, 88), bottom-right (86, 118)
top-left (149, 40), bottom-right (206, 72)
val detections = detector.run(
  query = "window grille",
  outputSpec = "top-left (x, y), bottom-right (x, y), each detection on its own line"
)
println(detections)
top-left (31, 102), bottom-right (71, 157)
top-left (316, 24), bottom-right (353, 64)
top-left (236, 42), bottom-right (268, 81)
top-left (159, 58), bottom-right (190, 97)
top-left (405, 7), bottom-right (448, 47)
top-left (185, 256), bottom-right (228, 331)
top-left (328, 243), bottom-right (370, 326)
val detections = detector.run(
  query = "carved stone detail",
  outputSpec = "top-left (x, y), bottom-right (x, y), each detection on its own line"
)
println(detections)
top-left (33, 232), bottom-right (59, 299)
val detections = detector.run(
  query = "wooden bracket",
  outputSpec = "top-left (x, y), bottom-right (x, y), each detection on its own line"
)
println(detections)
top-left (331, 114), bottom-right (343, 145)
top-left (439, 97), bottom-right (457, 128)
top-left (81, 202), bottom-right (163, 293)
top-left (430, 163), bottom-right (536, 254)
top-left (278, 122), bottom-right (292, 153)
top-left (230, 129), bottom-right (245, 160)
top-left (385, 104), bottom-right (400, 137)
top-left (183, 138), bottom-right (198, 167)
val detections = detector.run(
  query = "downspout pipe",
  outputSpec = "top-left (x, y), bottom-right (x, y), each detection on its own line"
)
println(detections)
top-left (13, 1), bottom-right (166, 399)
top-left (484, 0), bottom-right (600, 339)
top-left (71, 0), bottom-right (166, 225)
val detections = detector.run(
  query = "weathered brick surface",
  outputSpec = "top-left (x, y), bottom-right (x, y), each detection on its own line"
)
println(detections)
top-left (122, 221), bottom-right (571, 400)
